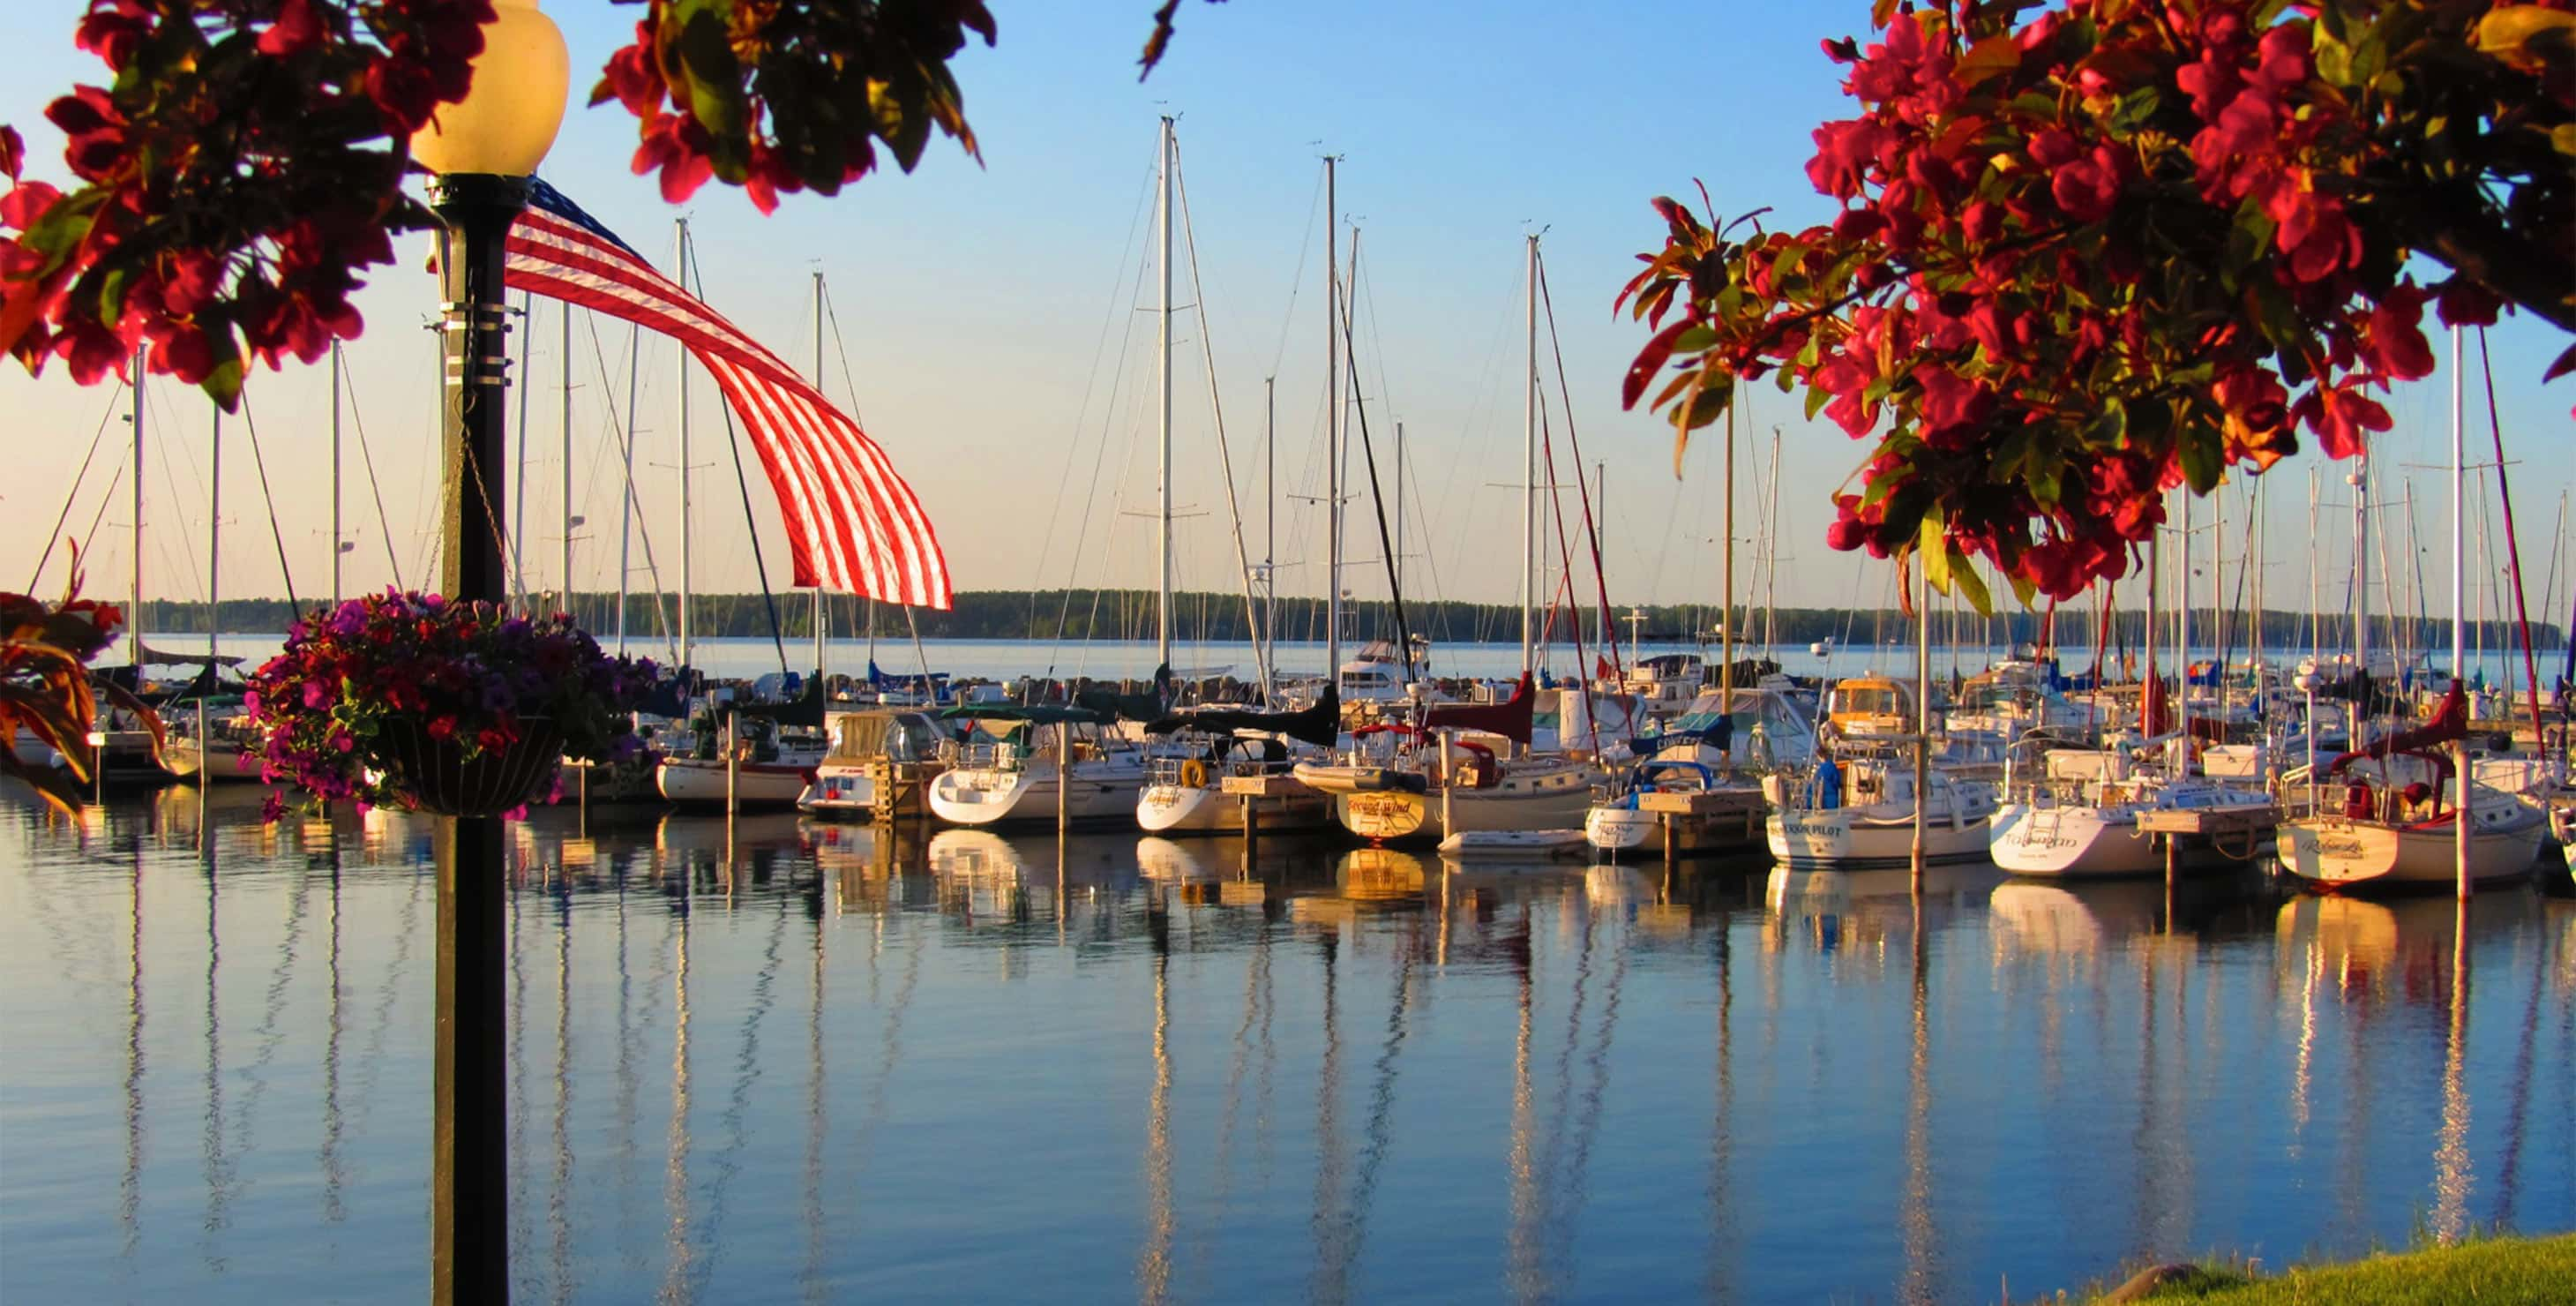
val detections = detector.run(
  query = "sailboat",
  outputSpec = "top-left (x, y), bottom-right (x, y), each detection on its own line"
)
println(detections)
top-left (1122, 117), bottom-right (1330, 835)
top-left (1295, 234), bottom-right (1600, 844)
top-left (1989, 505), bottom-right (2276, 879)
top-left (925, 702), bottom-right (1149, 828)
top-left (2275, 333), bottom-right (2548, 890)
top-left (1764, 673), bottom-right (1997, 869)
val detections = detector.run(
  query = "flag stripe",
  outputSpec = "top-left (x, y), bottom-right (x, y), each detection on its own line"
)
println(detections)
top-left (498, 183), bottom-right (952, 610)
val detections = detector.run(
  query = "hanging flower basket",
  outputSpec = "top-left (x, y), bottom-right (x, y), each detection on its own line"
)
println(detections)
top-left (378, 716), bottom-right (565, 818)
top-left (245, 591), bottom-right (656, 820)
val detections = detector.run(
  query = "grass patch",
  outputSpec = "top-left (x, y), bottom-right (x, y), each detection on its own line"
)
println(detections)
top-left (2086, 1235), bottom-right (2576, 1303)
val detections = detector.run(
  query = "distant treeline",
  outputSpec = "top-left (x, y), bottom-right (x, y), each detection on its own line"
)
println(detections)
top-left (140, 589), bottom-right (2566, 654)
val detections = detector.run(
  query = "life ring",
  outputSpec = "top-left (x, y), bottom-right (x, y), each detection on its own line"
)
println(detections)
top-left (1179, 758), bottom-right (1209, 790)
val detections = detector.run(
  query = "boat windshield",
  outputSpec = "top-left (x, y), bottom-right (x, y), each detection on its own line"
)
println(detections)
top-left (1835, 686), bottom-right (1907, 717)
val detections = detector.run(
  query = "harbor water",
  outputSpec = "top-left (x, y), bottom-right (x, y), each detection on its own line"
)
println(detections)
top-left (3, 787), bottom-right (2572, 1302)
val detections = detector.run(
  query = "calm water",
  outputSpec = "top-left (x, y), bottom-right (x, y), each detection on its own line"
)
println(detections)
top-left (4, 787), bottom-right (2572, 1303)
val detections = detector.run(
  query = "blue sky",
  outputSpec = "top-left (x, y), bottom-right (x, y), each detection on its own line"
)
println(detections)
top-left (1, 0), bottom-right (2567, 639)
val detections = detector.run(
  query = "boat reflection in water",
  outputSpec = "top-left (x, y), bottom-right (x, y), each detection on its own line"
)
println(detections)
top-left (5, 791), bottom-right (2574, 1304)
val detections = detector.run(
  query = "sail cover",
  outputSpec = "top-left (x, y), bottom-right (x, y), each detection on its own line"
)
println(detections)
top-left (500, 180), bottom-right (952, 609)
top-left (1425, 673), bottom-right (1535, 745)
top-left (1144, 685), bottom-right (1338, 747)
top-left (2327, 679), bottom-right (2467, 777)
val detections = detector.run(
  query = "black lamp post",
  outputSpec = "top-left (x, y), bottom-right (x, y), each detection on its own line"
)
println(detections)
top-left (410, 2), bottom-right (568, 1301)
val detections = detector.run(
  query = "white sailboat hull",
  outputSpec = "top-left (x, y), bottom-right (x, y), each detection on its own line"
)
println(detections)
top-left (161, 736), bottom-right (261, 784)
top-left (1990, 803), bottom-right (2168, 878)
top-left (928, 762), bottom-right (1144, 828)
top-left (2276, 806), bottom-right (2546, 889)
top-left (1329, 766), bottom-right (1595, 844)
top-left (1135, 780), bottom-right (1330, 834)
top-left (1767, 807), bottom-right (1990, 871)
top-left (656, 757), bottom-right (812, 809)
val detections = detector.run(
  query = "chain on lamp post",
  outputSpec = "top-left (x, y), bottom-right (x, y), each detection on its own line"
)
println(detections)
top-left (409, 3), bottom-right (568, 1302)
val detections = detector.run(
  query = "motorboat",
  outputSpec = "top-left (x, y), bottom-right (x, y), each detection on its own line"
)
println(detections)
top-left (797, 709), bottom-right (947, 820)
top-left (1436, 828), bottom-right (1588, 860)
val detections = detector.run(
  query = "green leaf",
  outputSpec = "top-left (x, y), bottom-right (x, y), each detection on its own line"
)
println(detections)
top-left (95, 266), bottom-right (130, 324)
top-left (2082, 395), bottom-right (2129, 448)
top-left (667, 0), bottom-right (749, 169)
top-left (2176, 424), bottom-right (2222, 492)
top-left (2007, 569), bottom-right (2039, 609)
top-left (2108, 86), bottom-right (2162, 137)
top-left (1950, 547), bottom-right (1993, 615)
top-left (1919, 513), bottom-right (1951, 596)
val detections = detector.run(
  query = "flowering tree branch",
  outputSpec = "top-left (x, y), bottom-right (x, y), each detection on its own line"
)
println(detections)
top-left (0, 1), bottom-right (1224, 409)
top-left (1621, 0), bottom-right (2574, 612)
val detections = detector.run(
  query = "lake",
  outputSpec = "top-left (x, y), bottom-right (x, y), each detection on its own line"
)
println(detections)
top-left (3, 786), bottom-right (2571, 1302)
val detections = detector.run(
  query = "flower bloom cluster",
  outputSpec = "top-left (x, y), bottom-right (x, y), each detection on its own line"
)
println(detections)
top-left (592, 1), bottom-right (994, 214)
top-left (1621, 0), bottom-right (2570, 609)
top-left (0, 1), bottom-right (497, 408)
top-left (245, 589), bottom-right (655, 817)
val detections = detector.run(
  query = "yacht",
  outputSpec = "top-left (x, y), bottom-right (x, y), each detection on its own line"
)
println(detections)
top-left (796, 709), bottom-right (947, 820)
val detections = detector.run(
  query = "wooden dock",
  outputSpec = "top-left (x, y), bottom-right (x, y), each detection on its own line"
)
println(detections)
top-left (1636, 787), bottom-right (1769, 860)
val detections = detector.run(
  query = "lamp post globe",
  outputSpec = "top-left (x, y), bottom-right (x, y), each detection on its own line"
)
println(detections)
top-left (410, 0), bottom-right (570, 177)
top-left (414, 4), bottom-right (567, 1304)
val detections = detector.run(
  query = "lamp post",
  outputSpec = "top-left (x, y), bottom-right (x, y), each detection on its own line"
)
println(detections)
top-left (408, 3), bottom-right (568, 1302)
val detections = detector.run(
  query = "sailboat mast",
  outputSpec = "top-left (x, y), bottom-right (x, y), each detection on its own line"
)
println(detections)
top-left (1765, 428), bottom-right (1783, 653)
top-left (1521, 232), bottom-right (1538, 674)
top-left (1595, 461), bottom-right (1608, 652)
top-left (130, 346), bottom-right (145, 667)
top-left (1264, 375), bottom-right (1277, 674)
top-left (561, 300), bottom-right (573, 620)
top-left (513, 289), bottom-right (532, 610)
top-left (617, 323), bottom-right (638, 656)
top-left (2178, 487), bottom-right (2192, 725)
top-left (206, 402), bottom-right (220, 746)
top-left (2449, 323), bottom-right (2470, 897)
top-left (1157, 115), bottom-right (1175, 672)
top-left (1394, 421), bottom-right (1405, 595)
top-left (1323, 155), bottom-right (1341, 685)
top-left (812, 270), bottom-right (828, 683)
top-left (1720, 404), bottom-right (1735, 697)
top-left (675, 219), bottom-right (693, 671)
top-left (2353, 435), bottom-right (2370, 694)
top-left (330, 345), bottom-right (343, 608)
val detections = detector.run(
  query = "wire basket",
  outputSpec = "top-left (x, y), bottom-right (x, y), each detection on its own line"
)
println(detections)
top-left (378, 717), bottom-right (562, 818)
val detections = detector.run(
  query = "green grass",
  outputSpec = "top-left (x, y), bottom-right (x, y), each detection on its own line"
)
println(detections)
top-left (2093, 1235), bottom-right (2576, 1303)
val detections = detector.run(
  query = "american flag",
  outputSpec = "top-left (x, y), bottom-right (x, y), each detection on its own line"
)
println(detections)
top-left (501, 178), bottom-right (953, 610)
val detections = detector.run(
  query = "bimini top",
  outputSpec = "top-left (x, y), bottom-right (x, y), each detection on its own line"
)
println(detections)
top-left (933, 703), bottom-right (1106, 727)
